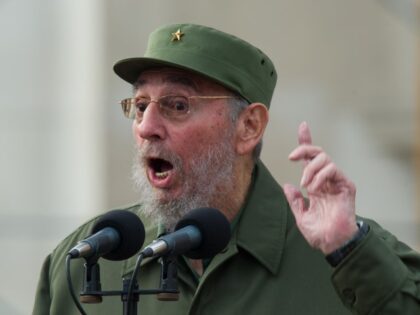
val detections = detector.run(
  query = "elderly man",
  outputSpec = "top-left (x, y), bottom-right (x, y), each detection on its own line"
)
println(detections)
top-left (33, 23), bottom-right (420, 315)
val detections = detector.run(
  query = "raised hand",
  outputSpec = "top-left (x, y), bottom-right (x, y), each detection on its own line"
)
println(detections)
top-left (283, 122), bottom-right (358, 255)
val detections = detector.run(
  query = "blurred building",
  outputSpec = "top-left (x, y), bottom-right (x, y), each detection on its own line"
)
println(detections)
top-left (0, 0), bottom-right (418, 314)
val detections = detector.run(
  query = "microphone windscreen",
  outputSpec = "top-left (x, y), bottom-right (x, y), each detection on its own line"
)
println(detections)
top-left (91, 210), bottom-right (145, 261)
top-left (175, 207), bottom-right (230, 259)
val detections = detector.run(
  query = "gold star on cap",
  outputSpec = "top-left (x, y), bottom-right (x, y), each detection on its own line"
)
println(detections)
top-left (171, 29), bottom-right (184, 41)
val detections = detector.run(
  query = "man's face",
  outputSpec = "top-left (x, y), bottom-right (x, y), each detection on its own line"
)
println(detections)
top-left (131, 68), bottom-right (239, 229)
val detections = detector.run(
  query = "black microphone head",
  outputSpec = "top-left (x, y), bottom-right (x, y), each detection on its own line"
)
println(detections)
top-left (175, 207), bottom-right (230, 259)
top-left (91, 210), bottom-right (145, 261)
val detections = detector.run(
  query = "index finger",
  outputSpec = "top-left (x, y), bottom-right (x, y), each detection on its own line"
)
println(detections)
top-left (298, 121), bottom-right (312, 145)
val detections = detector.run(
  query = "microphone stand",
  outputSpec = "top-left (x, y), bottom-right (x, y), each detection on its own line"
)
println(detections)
top-left (122, 278), bottom-right (139, 315)
top-left (76, 256), bottom-right (180, 315)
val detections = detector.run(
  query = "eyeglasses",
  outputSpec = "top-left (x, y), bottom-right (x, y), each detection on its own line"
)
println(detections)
top-left (120, 95), bottom-right (237, 121)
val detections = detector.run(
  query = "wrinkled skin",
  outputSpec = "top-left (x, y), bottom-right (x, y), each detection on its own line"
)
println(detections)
top-left (283, 122), bottom-right (358, 254)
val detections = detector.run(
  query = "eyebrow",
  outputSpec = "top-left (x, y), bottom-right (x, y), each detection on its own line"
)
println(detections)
top-left (133, 74), bottom-right (200, 93)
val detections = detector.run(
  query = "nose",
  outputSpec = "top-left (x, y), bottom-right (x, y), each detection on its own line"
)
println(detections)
top-left (133, 102), bottom-right (166, 142)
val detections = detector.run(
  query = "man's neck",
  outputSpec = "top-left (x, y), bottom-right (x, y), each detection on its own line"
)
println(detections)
top-left (189, 258), bottom-right (204, 276)
top-left (216, 157), bottom-right (254, 223)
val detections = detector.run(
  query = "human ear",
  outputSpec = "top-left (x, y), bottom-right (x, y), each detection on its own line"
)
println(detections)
top-left (235, 103), bottom-right (269, 156)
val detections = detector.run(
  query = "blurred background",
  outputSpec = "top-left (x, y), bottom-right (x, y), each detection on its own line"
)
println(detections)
top-left (0, 0), bottom-right (419, 314)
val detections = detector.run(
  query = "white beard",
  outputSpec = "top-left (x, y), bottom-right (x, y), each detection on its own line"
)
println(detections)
top-left (132, 135), bottom-right (237, 231)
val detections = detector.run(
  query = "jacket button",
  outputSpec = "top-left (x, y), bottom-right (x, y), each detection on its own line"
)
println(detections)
top-left (342, 288), bottom-right (356, 305)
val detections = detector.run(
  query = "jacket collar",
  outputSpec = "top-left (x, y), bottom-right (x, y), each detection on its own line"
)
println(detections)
top-left (235, 160), bottom-right (290, 275)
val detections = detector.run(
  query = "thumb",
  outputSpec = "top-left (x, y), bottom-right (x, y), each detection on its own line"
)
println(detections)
top-left (283, 184), bottom-right (306, 221)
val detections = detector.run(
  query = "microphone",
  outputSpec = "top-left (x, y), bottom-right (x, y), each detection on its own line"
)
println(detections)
top-left (68, 210), bottom-right (145, 261)
top-left (141, 207), bottom-right (231, 259)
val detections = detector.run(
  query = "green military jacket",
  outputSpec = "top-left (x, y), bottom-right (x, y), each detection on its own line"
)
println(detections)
top-left (33, 162), bottom-right (420, 315)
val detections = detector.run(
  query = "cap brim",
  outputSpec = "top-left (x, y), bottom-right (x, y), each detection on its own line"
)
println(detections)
top-left (113, 57), bottom-right (205, 85)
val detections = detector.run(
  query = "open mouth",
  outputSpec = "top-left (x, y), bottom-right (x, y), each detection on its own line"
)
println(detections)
top-left (147, 158), bottom-right (174, 180)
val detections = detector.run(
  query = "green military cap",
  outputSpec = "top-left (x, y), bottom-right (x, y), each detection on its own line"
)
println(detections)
top-left (113, 23), bottom-right (277, 108)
